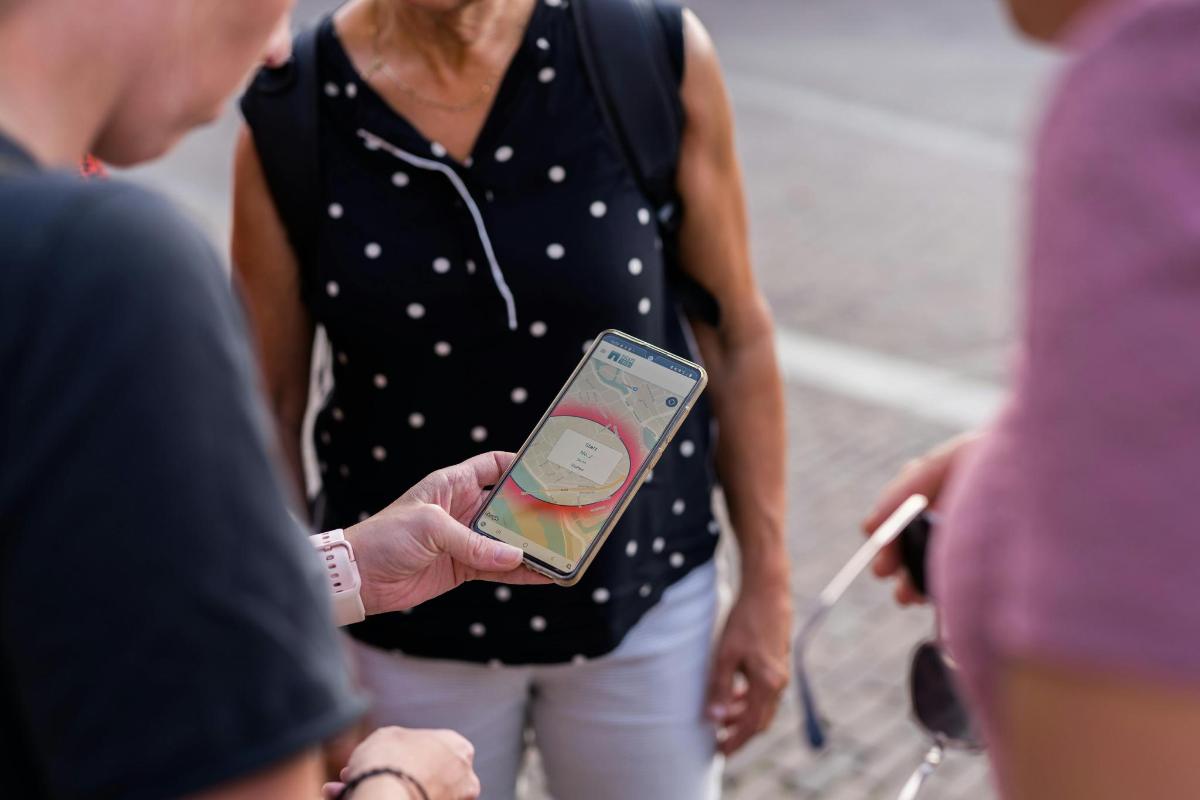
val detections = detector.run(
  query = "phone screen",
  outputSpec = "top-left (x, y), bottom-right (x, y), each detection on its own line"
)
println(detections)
top-left (475, 332), bottom-right (703, 576)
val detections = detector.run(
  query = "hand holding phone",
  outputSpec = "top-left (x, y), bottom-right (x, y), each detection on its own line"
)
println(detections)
top-left (470, 330), bottom-right (707, 585)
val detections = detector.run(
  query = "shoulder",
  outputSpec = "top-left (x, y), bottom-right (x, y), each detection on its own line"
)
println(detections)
top-left (0, 178), bottom-right (238, 373)
top-left (1044, 1), bottom-right (1200, 152)
top-left (1033, 2), bottom-right (1200, 226)
top-left (5, 177), bottom-right (218, 278)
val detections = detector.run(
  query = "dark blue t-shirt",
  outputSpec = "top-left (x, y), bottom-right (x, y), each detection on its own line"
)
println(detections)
top-left (0, 134), bottom-right (364, 799)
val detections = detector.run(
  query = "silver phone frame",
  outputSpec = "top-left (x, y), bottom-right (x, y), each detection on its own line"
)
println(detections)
top-left (469, 328), bottom-right (709, 586)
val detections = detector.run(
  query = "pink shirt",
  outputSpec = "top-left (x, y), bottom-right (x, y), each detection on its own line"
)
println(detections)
top-left (935, 0), bottom-right (1200, 791)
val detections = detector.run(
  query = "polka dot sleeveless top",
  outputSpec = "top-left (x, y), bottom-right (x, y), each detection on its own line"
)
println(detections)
top-left (309, 0), bottom-right (717, 664)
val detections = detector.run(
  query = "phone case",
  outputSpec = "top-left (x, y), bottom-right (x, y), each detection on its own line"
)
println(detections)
top-left (470, 329), bottom-right (708, 586)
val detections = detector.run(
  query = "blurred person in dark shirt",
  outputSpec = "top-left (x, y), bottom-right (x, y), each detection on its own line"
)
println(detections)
top-left (0, 1), bottom-right (546, 798)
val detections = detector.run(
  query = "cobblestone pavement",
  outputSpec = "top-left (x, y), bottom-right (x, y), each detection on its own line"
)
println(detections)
top-left (124, 0), bottom-right (1062, 797)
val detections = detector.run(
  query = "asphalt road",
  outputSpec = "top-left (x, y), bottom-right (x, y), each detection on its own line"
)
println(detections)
top-left (123, 1), bottom-right (1062, 797)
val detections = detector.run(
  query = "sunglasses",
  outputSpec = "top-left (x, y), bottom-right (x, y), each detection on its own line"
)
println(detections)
top-left (793, 495), bottom-right (984, 799)
top-left (898, 639), bottom-right (984, 799)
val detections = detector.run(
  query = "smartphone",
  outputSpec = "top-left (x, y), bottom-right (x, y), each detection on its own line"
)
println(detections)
top-left (470, 329), bottom-right (708, 586)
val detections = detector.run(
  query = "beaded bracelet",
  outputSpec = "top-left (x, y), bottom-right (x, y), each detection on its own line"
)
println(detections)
top-left (336, 767), bottom-right (431, 800)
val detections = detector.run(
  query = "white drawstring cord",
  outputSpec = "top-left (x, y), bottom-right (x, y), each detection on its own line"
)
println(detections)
top-left (357, 128), bottom-right (519, 331)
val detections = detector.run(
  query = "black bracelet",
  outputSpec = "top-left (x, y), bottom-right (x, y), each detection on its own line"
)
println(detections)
top-left (336, 767), bottom-right (431, 800)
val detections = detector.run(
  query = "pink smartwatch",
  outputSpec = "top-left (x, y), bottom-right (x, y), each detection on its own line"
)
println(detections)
top-left (310, 529), bottom-right (366, 626)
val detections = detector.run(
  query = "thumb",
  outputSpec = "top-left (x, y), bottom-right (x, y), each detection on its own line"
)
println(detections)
top-left (428, 512), bottom-right (525, 572)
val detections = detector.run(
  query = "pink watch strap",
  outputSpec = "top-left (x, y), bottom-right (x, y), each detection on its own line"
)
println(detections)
top-left (311, 529), bottom-right (366, 626)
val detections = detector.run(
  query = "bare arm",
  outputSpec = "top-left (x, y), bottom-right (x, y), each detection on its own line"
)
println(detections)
top-left (231, 125), bottom-right (315, 503)
top-left (676, 10), bottom-right (792, 754)
top-left (1005, 661), bottom-right (1200, 798)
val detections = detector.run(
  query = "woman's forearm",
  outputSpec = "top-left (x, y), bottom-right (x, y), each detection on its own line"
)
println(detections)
top-left (697, 318), bottom-right (789, 584)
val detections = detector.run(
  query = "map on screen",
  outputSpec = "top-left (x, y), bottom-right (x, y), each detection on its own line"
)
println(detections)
top-left (477, 339), bottom-right (698, 571)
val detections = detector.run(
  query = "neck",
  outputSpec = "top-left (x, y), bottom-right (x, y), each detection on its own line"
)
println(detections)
top-left (379, 0), bottom-right (531, 68)
top-left (0, 4), bottom-right (128, 167)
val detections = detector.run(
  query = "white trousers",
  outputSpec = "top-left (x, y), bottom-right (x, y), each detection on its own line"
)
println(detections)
top-left (351, 561), bottom-right (722, 800)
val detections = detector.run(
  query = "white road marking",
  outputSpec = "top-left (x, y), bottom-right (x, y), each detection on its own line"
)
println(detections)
top-left (729, 72), bottom-right (1023, 175)
top-left (774, 328), bottom-right (1005, 430)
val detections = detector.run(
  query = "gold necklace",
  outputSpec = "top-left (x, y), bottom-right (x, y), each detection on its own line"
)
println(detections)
top-left (367, 0), bottom-right (503, 114)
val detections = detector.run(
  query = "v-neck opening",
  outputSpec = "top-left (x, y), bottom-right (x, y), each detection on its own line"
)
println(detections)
top-left (324, 2), bottom-right (546, 168)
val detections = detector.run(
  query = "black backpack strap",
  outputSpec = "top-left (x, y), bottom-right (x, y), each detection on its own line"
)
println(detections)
top-left (573, 0), bottom-right (721, 326)
top-left (238, 24), bottom-right (322, 298)
top-left (574, 0), bottom-right (683, 215)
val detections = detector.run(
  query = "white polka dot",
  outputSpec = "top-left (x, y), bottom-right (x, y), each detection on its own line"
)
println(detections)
top-left (431, 142), bottom-right (447, 157)
top-left (530, 615), bottom-right (547, 632)
top-left (319, 430), bottom-right (331, 444)
top-left (628, 257), bottom-right (643, 275)
top-left (672, 498), bottom-right (686, 515)
top-left (495, 145), bottom-right (514, 162)
top-left (365, 242), bottom-right (382, 259)
top-left (358, 511), bottom-right (371, 522)
top-left (655, 236), bottom-right (663, 251)
top-left (488, 658), bottom-right (503, 669)
top-left (582, 339), bottom-right (594, 353)
top-left (324, 82), bottom-right (340, 97)
top-left (645, 469), bottom-right (654, 482)
top-left (466, 259), bottom-right (477, 274)
top-left (652, 536), bottom-right (665, 553)
top-left (434, 341), bottom-right (452, 357)
top-left (511, 387), bottom-right (528, 404)
top-left (332, 407), bottom-right (345, 421)
top-left (679, 440), bottom-right (696, 457)
top-left (495, 586), bottom-right (512, 602)
top-left (469, 622), bottom-right (486, 638)
top-left (548, 165), bottom-right (566, 183)
top-left (530, 321), bottom-right (548, 338)
top-left (364, 138), bottom-right (381, 151)
top-left (537, 37), bottom-right (550, 50)
top-left (545, 0), bottom-right (562, 7)
top-left (328, 203), bottom-right (344, 219)
top-left (373, 373), bottom-right (388, 389)
top-left (465, 156), bottom-right (474, 167)
top-left (669, 552), bottom-right (685, 568)
top-left (538, 67), bottom-right (556, 83)
top-left (339, 464), bottom-right (351, 478)
top-left (471, 426), bottom-right (488, 443)
top-left (407, 303), bottom-right (425, 319)
top-left (336, 351), bottom-right (348, 365)
top-left (625, 540), bottom-right (638, 557)
top-left (639, 583), bottom-right (653, 598)
top-left (638, 297), bottom-right (652, 315)
top-left (372, 446), bottom-right (387, 461)
top-left (392, 171), bottom-right (409, 187)
top-left (325, 280), bottom-right (340, 297)
top-left (708, 520), bottom-right (721, 535)
top-left (345, 82), bottom-right (358, 98)
top-left (572, 654), bottom-right (588, 665)
top-left (485, 190), bottom-right (495, 202)
top-left (592, 587), bottom-right (610, 604)
top-left (408, 412), bottom-right (425, 429)
top-left (589, 201), bottom-right (607, 218)
top-left (638, 208), bottom-right (652, 225)
top-left (433, 257), bottom-right (451, 274)
top-left (546, 243), bottom-right (565, 260)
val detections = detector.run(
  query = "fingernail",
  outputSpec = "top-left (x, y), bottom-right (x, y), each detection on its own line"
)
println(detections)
top-left (492, 542), bottom-right (523, 568)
